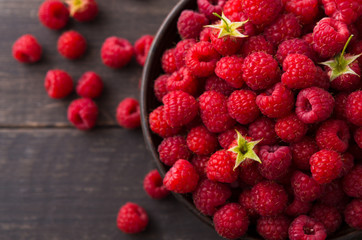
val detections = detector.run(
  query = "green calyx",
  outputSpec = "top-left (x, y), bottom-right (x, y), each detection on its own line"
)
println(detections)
top-left (65, 0), bottom-right (85, 16)
top-left (227, 130), bottom-right (261, 171)
top-left (320, 35), bottom-right (362, 81)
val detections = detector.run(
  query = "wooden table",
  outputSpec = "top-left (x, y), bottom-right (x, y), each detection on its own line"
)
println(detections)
top-left (0, 0), bottom-right (223, 239)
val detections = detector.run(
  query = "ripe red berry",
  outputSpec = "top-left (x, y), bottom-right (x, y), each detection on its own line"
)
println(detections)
top-left (116, 202), bottom-right (148, 234)
top-left (187, 125), bottom-right (218, 155)
top-left (12, 34), bottom-right (42, 63)
top-left (209, 28), bottom-right (244, 56)
top-left (310, 149), bottom-right (343, 184)
top-left (177, 10), bottom-right (209, 39)
top-left (288, 215), bottom-right (327, 240)
top-left (248, 117), bottom-right (277, 145)
top-left (204, 75), bottom-right (236, 96)
top-left (310, 204), bottom-right (342, 234)
top-left (238, 189), bottom-right (258, 218)
top-left (67, 98), bottom-right (98, 130)
top-left (38, 0), bottom-right (69, 30)
top-left (166, 67), bottom-right (198, 96)
top-left (291, 171), bottom-right (322, 202)
top-left (207, 150), bottom-right (238, 183)
top-left (134, 35), bottom-right (153, 66)
top-left (346, 90), bottom-right (362, 127)
top-left (322, 0), bottom-right (362, 25)
top-left (316, 119), bottom-right (350, 153)
top-left (174, 39), bottom-right (196, 69)
top-left (275, 113), bottom-right (307, 143)
top-left (116, 98), bottom-right (140, 129)
top-left (258, 145), bottom-right (292, 180)
top-left (319, 179), bottom-right (349, 208)
top-left (333, 92), bottom-right (349, 120)
top-left (66, 0), bottom-right (98, 22)
top-left (344, 199), bottom-right (362, 229)
top-left (241, 0), bottom-right (282, 26)
top-left (342, 164), bottom-right (362, 198)
top-left (76, 71), bottom-right (103, 98)
top-left (227, 89), bottom-right (260, 125)
top-left (191, 154), bottom-right (209, 177)
top-left (143, 169), bottom-right (169, 199)
top-left (44, 69), bottom-right (73, 99)
top-left (57, 30), bottom-right (87, 59)
top-left (158, 136), bottom-right (190, 167)
top-left (153, 74), bottom-right (169, 102)
top-left (101, 37), bottom-right (134, 69)
top-left (285, 198), bottom-right (312, 217)
top-left (276, 38), bottom-right (317, 64)
top-left (328, 58), bottom-right (361, 91)
top-left (215, 55), bottom-right (244, 88)
top-left (197, 0), bottom-right (226, 21)
top-left (257, 215), bottom-right (291, 240)
top-left (149, 106), bottom-right (180, 138)
top-left (239, 161), bottom-right (265, 186)
top-left (239, 35), bottom-right (274, 57)
top-left (290, 137), bottom-right (319, 171)
top-left (282, 0), bottom-right (319, 24)
top-left (161, 48), bottom-right (177, 74)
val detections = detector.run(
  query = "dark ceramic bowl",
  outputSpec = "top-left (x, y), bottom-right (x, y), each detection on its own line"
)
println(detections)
top-left (140, 0), bottom-right (362, 239)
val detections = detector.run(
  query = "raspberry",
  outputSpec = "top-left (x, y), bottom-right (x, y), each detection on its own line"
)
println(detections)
top-left (161, 48), bottom-right (177, 74)
top-left (310, 204), bottom-right (342, 234)
top-left (257, 215), bottom-right (291, 240)
top-left (209, 28), bottom-right (243, 56)
top-left (101, 37), bottom-right (134, 69)
top-left (310, 149), bottom-right (343, 184)
top-left (215, 55), bottom-right (244, 88)
top-left (319, 179), bottom-right (349, 208)
top-left (344, 199), bottom-right (362, 229)
top-left (206, 150), bottom-right (238, 183)
top-left (239, 161), bottom-right (265, 186)
top-left (197, 0), bottom-right (226, 21)
top-left (217, 125), bottom-right (247, 149)
top-left (153, 74), bottom-right (169, 102)
top-left (76, 71), bottom-right (103, 98)
top-left (66, 0), bottom-right (98, 22)
top-left (256, 82), bottom-right (294, 119)
top-left (291, 171), bottom-right (322, 202)
top-left (239, 35), bottom-right (274, 57)
top-left (12, 34), bottom-right (42, 63)
top-left (166, 67), bottom-right (197, 95)
top-left (282, 0), bottom-right (319, 24)
top-left (312, 17), bottom-right (350, 59)
top-left (67, 98), bottom-right (98, 130)
top-left (199, 27), bottom-right (213, 42)
top-left (116, 98), bottom-right (140, 129)
top-left (322, 0), bottom-right (362, 25)
top-left (295, 87), bottom-right (335, 124)
top-left (143, 169), bottom-right (169, 199)
top-left (57, 30), bottom-right (87, 59)
top-left (223, 0), bottom-right (242, 18)
top-left (275, 114), bottom-right (307, 143)
top-left (238, 189), bottom-right (258, 218)
top-left (334, 93), bottom-right (350, 120)
top-left (240, 0), bottom-right (282, 26)
top-left (199, 91), bottom-right (235, 133)
top-left (158, 136), bottom-right (190, 166)
top-left (276, 38), bottom-right (316, 65)
top-left (38, 0), bottom-right (69, 30)
top-left (290, 137), bottom-right (319, 170)
top-left (226, 12), bottom-right (256, 37)
top-left (204, 75), bottom-right (235, 96)
top-left (227, 90), bottom-right (260, 125)
top-left (328, 58), bottom-right (361, 91)
top-left (192, 179), bottom-right (231, 216)
top-left (251, 181), bottom-right (288, 217)
top-left (242, 52), bottom-right (280, 91)
top-left (342, 164), bottom-right (362, 198)
top-left (355, 127), bottom-right (362, 148)
top-left (314, 66), bottom-right (330, 90)
top-left (213, 203), bottom-right (249, 239)
top-left (285, 198), bottom-right (312, 217)
top-left (339, 152), bottom-right (355, 177)
top-left (345, 90), bottom-right (362, 127)
top-left (44, 69), bottom-right (73, 99)
top-left (288, 215), bottom-right (327, 240)
top-left (187, 125), bottom-right (218, 155)
top-left (162, 90), bottom-right (198, 127)
top-left (163, 159), bottom-right (199, 193)
top-left (177, 10), bottom-right (209, 39)
top-left (134, 35), bottom-right (153, 66)
top-left (116, 202), bottom-right (148, 234)
top-left (149, 106), bottom-right (180, 138)
top-left (174, 39), bottom-right (196, 69)
top-left (316, 119), bottom-right (350, 153)
top-left (258, 145), bottom-right (292, 180)
top-left (248, 117), bottom-right (277, 145)
top-left (191, 155), bottom-right (209, 177)
top-left (185, 41), bottom-right (220, 77)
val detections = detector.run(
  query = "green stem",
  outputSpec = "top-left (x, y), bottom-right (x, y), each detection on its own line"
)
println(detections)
top-left (341, 35), bottom-right (354, 57)
top-left (212, 12), bottom-right (230, 32)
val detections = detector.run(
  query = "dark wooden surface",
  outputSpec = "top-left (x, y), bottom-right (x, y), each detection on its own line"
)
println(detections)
top-left (0, 0), bottom-right (224, 239)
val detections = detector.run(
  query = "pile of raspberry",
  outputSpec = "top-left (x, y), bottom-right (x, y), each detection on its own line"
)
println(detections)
top-left (148, 0), bottom-right (362, 239)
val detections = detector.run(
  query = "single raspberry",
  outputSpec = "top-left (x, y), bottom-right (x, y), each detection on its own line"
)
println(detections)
top-left (149, 106), bottom-right (180, 138)
top-left (177, 10), bottom-right (209, 39)
top-left (143, 169), bottom-right (169, 199)
top-left (291, 171), bottom-right (322, 202)
top-left (343, 164), bottom-right (362, 198)
top-left (174, 39), bottom-right (196, 69)
top-left (339, 152), bottom-right (355, 177)
top-left (209, 28), bottom-right (243, 56)
top-left (213, 203), bottom-right (249, 239)
top-left (319, 179), bottom-right (349, 207)
top-left (185, 41), bottom-right (220, 77)
top-left (162, 90), bottom-right (198, 127)
top-left (57, 30), bottom-right (87, 59)
top-left (38, 0), bottom-right (69, 30)
top-left (161, 48), bottom-right (177, 74)
top-left (310, 204), bottom-right (342, 234)
top-left (239, 35), bottom-right (274, 57)
top-left (316, 119), bottom-right (350, 153)
top-left (314, 67), bottom-right (330, 90)
top-left (193, 179), bottom-right (231, 216)
top-left (328, 59), bottom-right (361, 91)
top-left (227, 89), bottom-right (260, 125)
top-left (217, 125), bottom-right (247, 149)
top-left (275, 114), bottom-right (307, 143)
top-left (197, 0), bottom-right (226, 21)
top-left (239, 161), bottom-right (265, 186)
top-left (206, 150), bottom-right (238, 183)
top-left (285, 198), bottom-right (312, 217)
top-left (322, 0), bottom-right (362, 25)
top-left (134, 35), bottom-right (153, 66)
top-left (44, 69), bottom-right (73, 99)
top-left (240, 0), bottom-right (282, 26)
top-left (344, 199), bottom-right (362, 229)
top-left (282, 0), bottom-right (319, 24)
top-left (191, 155), bottom-right (209, 177)
top-left (66, 0), bottom-right (98, 22)
top-left (116, 98), bottom-right (140, 129)
top-left (288, 215), bottom-right (327, 240)
top-left (333, 93), bottom-right (349, 120)
top-left (76, 71), bottom-right (103, 98)
top-left (276, 38), bottom-right (316, 64)
top-left (204, 75), bottom-right (235, 96)
top-left (67, 98), bottom-right (98, 130)
top-left (158, 136), bottom-right (190, 166)
top-left (116, 202), bottom-right (148, 234)
top-left (12, 34), bottom-right (42, 63)
top-left (166, 67), bottom-right (197, 96)
top-left (256, 82), bottom-right (294, 119)
top-left (248, 117), bottom-right (277, 145)
top-left (355, 127), bottom-right (362, 148)
top-left (242, 52), bottom-right (280, 91)
top-left (345, 90), bottom-right (362, 127)
top-left (258, 145), bottom-right (292, 180)
top-left (199, 91), bottom-right (235, 133)
top-left (153, 74), bottom-right (169, 102)
top-left (101, 37), bottom-right (134, 69)
top-left (199, 27), bottom-right (213, 42)
top-left (215, 55), bottom-right (244, 88)
top-left (163, 159), bottom-right (199, 193)
top-left (310, 149), bottom-right (343, 184)
top-left (187, 125), bottom-right (218, 155)
top-left (257, 215), bottom-right (291, 240)
top-left (295, 87), bottom-right (335, 124)
top-left (290, 137), bottom-right (319, 171)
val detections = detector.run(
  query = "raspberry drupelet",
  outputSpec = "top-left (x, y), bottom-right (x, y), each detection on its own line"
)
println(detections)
top-left (101, 37), bottom-right (134, 69)
top-left (38, 0), bottom-right (69, 30)
top-left (191, 155), bottom-right (209, 177)
top-left (12, 34), bottom-right (42, 63)
top-left (116, 98), bottom-right (140, 129)
top-left (239, 35), bottom-right (274, 57)
top-left (143, 169), bottom-right (169, 199)
top-left (44, 69), bottom-right (73, 99)
top-left (116, 202), bottom-right (148, 234)
top-left (76, 71), bottom-right (103, 99)
top-left (67, 98), bottom-right (98, 130)
top-left (240, 0), bottom-right (282, 26)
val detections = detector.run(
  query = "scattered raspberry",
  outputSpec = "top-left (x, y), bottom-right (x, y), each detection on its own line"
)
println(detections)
top-left (12, 34), bottom-right (42, 63)
top-left (345, 90), bottom-right (362, 127)
top-left (116, 202), bottom-right (148, 234)
top-left (101, 37), bottom-right (134, 69)
top-left (285, 198), bottom-right (312, 217)
top-left (206, 149), bottom-right (238, 183)
top-left (291, 171), bottom-right (322, 202)
top-left (215, 55), bottom-right (244, 88)
top-left (38, 0), bottom-right (69, 30)
top-left (116, 98), bottom-right (140, 129)
top-left (143, 169), bottom-right (169, 199)
top-left (355, 127), bottom-right (362, 149)
top-left (276, 38), bottom-right (316, 64)
top-left (239, 35), bottom-right (274, 57)
top-left (322, 0), bottom-right (362, 25)
top-left (316, 119), bottom-right (350, 153)
top-left (241, 0), bottom-right (282, 26)
top-left (57, 30), bottom-right (87, 59)
top-left (310, 204), bottom-right (342, 234)
top-left (76, 71), bottom-right (103, 99)
top-left (177, 10), bottom-right (209, 39)
top-left (153, 74), bottom-right (169, 102)
top-left (342, 164), bottom-right (362, 198)
top-left (227, 89), bottom-right (260, 125)
top-left (134, 35), bottom-right (153, 66)
top-left (204, 75), bottom-right (235, 96)
top-left (67, 98), bottom-right (98, 130)
top-left (290, 137), bottom-right (319, 170)
top-left (197, 0), bottom-right (226, 21)
top-left (288, 215), bottom-right (327, 240)
top-left (310, 149), bottom-right (343, 184)
top-left (44, 69), bottom-right (73, 99)
top-left (158, 136), bottom-right (190, 166)
top-left (191, 155), bottom-right (209, 177)
top-left (282, 0), bottom-right (319, 24)
top-left (248, 117), bottom-right (277, 145)
top-left (149, 106), bottom-right (180, 138)
top-left (257, 215), bottom-right (291, 240)
top-left (174, 39), bottom-right (196, 69)
top-left (161, 48), bottom-right (177, 74)
top-left (344, 199), bottom-right (362, 229)
top-left (187, 125), bottom-right (218, 155)
top-left (66, 0), bottom-right (98, 22)
top-left (275, 113), bottom-right (308, 143)
top-left (258, 145), bottom-right (292, 180)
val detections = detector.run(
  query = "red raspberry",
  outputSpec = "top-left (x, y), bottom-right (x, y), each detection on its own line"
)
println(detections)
top-left (295, 87), bottom-right (335, 124)
top-left (161, 48), bottom-right (177, 74)
top-left (162, 90), bottom-right (198, 127)
top-left (319, 179), bottom-right (349, 208)
top-left (163, 159), bottom-right (199, 193)
top-left (240, 0), bottom-right (282, 26)
top-left (153, 74), bottom-right (169, 102)
top-left (316, 119), bottom-right (350, 153)
top-left (206, 150), bottom-right (238, 183)
top-left (251, 181), bottom-right (288, 216)
top-left (187, 125), bottom-right (218, 155)
top-left (288, 215), bottom-right (327, 240)
top-left (351, 40), bottom-right (362, 71)
top-left (174, 39), bottom-right (196, 69)
top-left (310, 149), bottom-right (343, 184)
top-left (177, 10), bottom-right (209, 39)
top-left (314, 66), bottom-right (330, 90)
top-left (199, 91), bottom-right (235, 133)
top-left (185, 41), bottom-right (220, 77)
top-left (239, 35), bottom-right (274, 57)
top-left (223, 0), bottom-right (242, 18)
top-left (204, 75), bottom-right (236, 96)
top-left (281, 54), bottom-right (316, 89)
top-left (227, 89), bottom-right (260, 125)
top-left (238, 190), bottom-right (258, 218)
top-left (197, 0), bottom-right (226, 21)
top-left (257, 215), bottom-right (291, 240)
top-left (302, 33), bottom-right (314, 46)
top-left (134, 35), bottom-right (153, 66)
top-left (213, 203), bottom-right (249, 239)
top-left (66, 0), bottom-right (98, 22)
top-left (355, 127), bottom-right (362, 148)
top-left (158, 136), bottom-right (190, 166)
top-left (12, 34), bottom-right (42, 63)
top-left (67, 98), bottom-right (98, 130)
top-left (258, 145), bottom-right (292, 180)
top-left (76, 71), bottom-right (103, 98)
top-left (38, 0), bottom-right (69, 30)
top-left (285, 198), bottom-right (312, 217)
top-left (328, 58), bottom-right (361, 91)
top-left (344, 199), bottom-right (362, 229)
top-left (57, 30), bottom-right (87, 59)
top-left (116, 202), bottom-right (148, 234)
top-left (322, 0), bottom-right (362, 25)
top-left (116, 98), bottom-right (140, 129)
top-left (191, 155), bottom-right (209, 177)
top-left (310, 204), bottom-right (342, 234)
top-left (44, 69), bottom-right (73, 99)
top-left (143, 169), bottom-right (169, 199)
top-left (199, 27), bottom-right (213, 42)
top-left (276, 38), bottom-right (317, 65)
top-left (343, 164), bottom-right (362, 198)
top-left (101, 37), bottom-right (134, 69)
top-left (275, 114), bottom-right (307, 143)
top-left (209, 28), bottom-right (243, 56)
top-left (334, 92), bottom-right (350, 120)
top-left (339, 152), bottom-right (355, 177)
top-left (346, 90), bottom-right (362, 127)
top-left (166, 67), bottom-right (197, 96)
top-left (290, 137), bottom-right (319, 171)
top-left (312, 17), bottom-right (350, 59)
top-left (248, 117), bottom-right (277, 145)
top-left (192, 179), bottom-right (231, 216)
top-left (239, 161), bottom-right (265, 186)
top-left (242, 52), bottom-right (280, 91)
top-left (256, 82), bottom-right (294, 119)
top-left (217, 125), bottom-right (247, 149)
top-left (149, 106), bottom-right (180, 138)
top-left (282, 0), bottom-right (319, 24)
top-left (291, 171), bottom-right (322, 202)
top-left (215, 55), bottom-right (244, 88)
